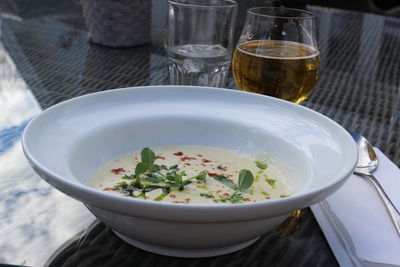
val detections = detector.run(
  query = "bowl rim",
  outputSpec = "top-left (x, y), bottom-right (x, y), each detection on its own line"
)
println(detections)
top-left (22, 85), bottom-right (358, 222)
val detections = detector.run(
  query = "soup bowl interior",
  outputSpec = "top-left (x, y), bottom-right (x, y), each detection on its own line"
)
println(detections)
top-left (22, 86), bottom-right (357, 257)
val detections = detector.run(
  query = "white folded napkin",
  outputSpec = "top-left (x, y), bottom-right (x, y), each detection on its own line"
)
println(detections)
top-left (311, 149), bottom-right (400, 267)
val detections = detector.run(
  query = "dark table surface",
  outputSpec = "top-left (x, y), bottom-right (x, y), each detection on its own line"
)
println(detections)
top-left (0, 1), bottom-right (399, 266)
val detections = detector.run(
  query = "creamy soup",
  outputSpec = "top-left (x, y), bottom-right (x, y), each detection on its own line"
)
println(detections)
top-left (91, 146), bottom-right (293, 204)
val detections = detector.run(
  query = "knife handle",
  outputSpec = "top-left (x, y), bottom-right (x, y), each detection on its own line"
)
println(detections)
top-left (364, 174), bottom-right (400, 237)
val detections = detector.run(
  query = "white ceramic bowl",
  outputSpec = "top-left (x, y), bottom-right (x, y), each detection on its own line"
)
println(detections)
top-left (22, 86), bottom-right (357, 257)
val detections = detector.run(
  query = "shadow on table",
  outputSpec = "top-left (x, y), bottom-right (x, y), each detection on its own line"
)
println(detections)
top-left (45, 209), bottom-right (338, 267)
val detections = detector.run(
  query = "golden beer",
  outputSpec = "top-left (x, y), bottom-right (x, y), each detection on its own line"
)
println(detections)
top-left (232, 40), bottom-right (320, 103)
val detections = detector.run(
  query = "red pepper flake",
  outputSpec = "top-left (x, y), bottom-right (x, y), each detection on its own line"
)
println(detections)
top-left (197, 154), bottom-right (203, 157)
top-left (196, 181), bottom-right (202, 184)
top-left (265, 196), bottom-right (271, 199)
top-left (155, 155), bottom-right (165, 160)
top-left (180, 156), bottom-right (196, 161)
top-left (111, 168), bottom-right (125, 174)
top-left (184, 163), bottom-right (191, 166)
top-left (173, 198), bottom-right (191, 204)
top-left (217, 165), bottom-right (227, 171)
top-left (208, 172), bottom-right (217, 176)
top-left (243, 198), bottom-right (251, 201)
top-left (174, 152), bottom-right (183, 156)
top-left (103, 187), bottom-right (115, 191)
top-left (169, 194), bottom-right (176, 198)
top-left (201, 163), bottom-right (206, 167)
top-left (202, 159), bottom-right (212, 163)
top-left (223, 193), bottom-right (230, 197)
top-left (216, 190), bottom-right (221, 193)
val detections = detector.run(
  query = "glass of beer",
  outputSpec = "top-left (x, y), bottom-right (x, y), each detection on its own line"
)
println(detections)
top-left (232, 7), bottom-right (320, 104)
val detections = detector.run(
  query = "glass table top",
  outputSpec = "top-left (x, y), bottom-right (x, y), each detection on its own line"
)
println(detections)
top-left (0, 1), bottom-right (399, 266)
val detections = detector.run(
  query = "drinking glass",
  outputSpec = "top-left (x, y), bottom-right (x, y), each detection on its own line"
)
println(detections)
top-left (168, 0), bottom-right (237, 87)
top-left (232, 7), bottom-right (320, 103)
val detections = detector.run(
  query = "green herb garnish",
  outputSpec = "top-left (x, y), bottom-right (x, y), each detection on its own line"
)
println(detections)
top-left (261, 191), bottom-right (270, 196)
top-left (141, 147), bottom-right (155, 168)
top-left (194, 171), bottom-right (207, 182)
top-left (266, 178), bottom-right (276, 188)
top-left (238, 169), bottom-right (254, 191)
top-left (135, 162), bottom-right (149, 177)
top-left (142, 185), bottom-right (165, 192)
top-left (212, 169), bottom-right (254, 203)
top-left (121, 174), bottom-right (135, 180)
top-left (228, 192), bottom-right (243, 202)
top-left (255, 160), bottom-right (268, 169)
top-left (112, 148), bottom-right (257, 203)
top-left (144, 176), bottom-right (163, 183)
top-left (154, 193), bottom-right (169, 201)
top-left (200, 193), bottom-right (215, 199)
top-left (196, 185), bottom-right (208, 190)
top-left (212, 175), bottom-right (237, 190)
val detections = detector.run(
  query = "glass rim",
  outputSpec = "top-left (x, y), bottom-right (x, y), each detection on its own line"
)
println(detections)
top-left (168, 0), bottom-right (237, 8)
top-left (247, 7), bottom-right (314, 19)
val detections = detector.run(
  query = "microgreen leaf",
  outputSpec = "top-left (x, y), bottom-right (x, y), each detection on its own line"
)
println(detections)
top-left (255, 160), bottom-right (268, 169)
top-left (162, 187), bottom-right (170, 194)
top-left (142, 185), bottom-right (165, 192)
top-left (169, 164), bottom-right (179, 170)
top-left (229, 193), bottom-right (243, 202)
top-left (280, 194), bottom-right (290, 198)
top-left (174, 172), bottom-right (185, 183)
top-left (122, 174), bottom-right (136, 180)
top-left (196, 171), bottom-right (207, 182)
top-left (266, 178), bottom-right (276, 188)
top-left (159, 165), bottom-right (168, 171)
top-left (261, 190), bottom-right (270, 196)
top-left (183, 180), bottom-right (193, 186)
top-left (138, 191), bottom-right (147, 199)
top-left (200, 193), bottom-right (215, 199)
top-left (154, 193), bottom-right (169, 201)
top-left (133, 178), bottom-right (142, 188)
top-left (166, 166), bottom-right (179, 176)
top-left (165, 176), bottom-right (175, 182)
top-left (151, 164), bottom-right (160, 172)
top-left (215, 192), bottom-right (243, 203)
top-left (112, 181), bottom-right (143, 196)
top-left (196, 185), bottom-right (207, 190)
top-left (174, 172), bottom-right (187, 190)
top-left (183, 171), bottom-right (207, 184)
top-left (212, 175), bottom-right (237, 190)
top-left (238, 169), bottom-right (254, 191)
top-left (141, 147), bottom-right (155, 168)
top-left (114, 181), bottom-right (128, 189)
top-left (144, 176), bottom-right (163, 183)
top-left (135, 162), bottom-right (149, 176)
